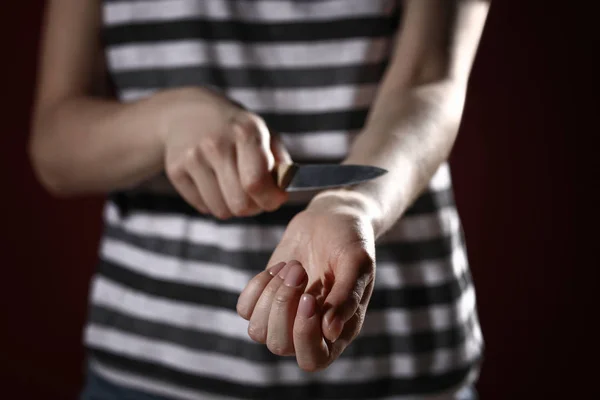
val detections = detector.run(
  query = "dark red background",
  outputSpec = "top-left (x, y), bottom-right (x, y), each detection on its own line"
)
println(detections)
top-left (1, 1), bottom-right (579, 399)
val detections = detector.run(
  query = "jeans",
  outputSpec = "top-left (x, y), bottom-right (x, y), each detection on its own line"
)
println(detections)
top-left (80, 368), bottom-right (478, 400)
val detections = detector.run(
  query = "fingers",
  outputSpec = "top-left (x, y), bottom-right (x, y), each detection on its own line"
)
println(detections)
top-left (212, 151), bottom-right (261, 217)
top-left (237, 262), bottom-right (286, 320)
top-left (168, 111), bottom-right (289, 220)
top-left (322, 249), bottom-right (375, 342)
top-left (293, 293), bottom-right (330, 372)
top-left (167, 166), bottom-right (209, 214)
top-left (185, 148), bottom-right (232, 220)
top-left (200, 125), bottom-right (260, 217)
top-left (294, 280), bottom-right (374, 372)
top-left (247, 262), bottom-right (292, 343)
top-left (270, 130), bottom-right (292, 165)
top-left (266, 261), bottom-right (307, 356)
top-left (233, 114), bottom-right (288, 211)
top-left (239, 254), bottom-right (373, 369)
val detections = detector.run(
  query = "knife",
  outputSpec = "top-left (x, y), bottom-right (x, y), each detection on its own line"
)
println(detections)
top-left (274, 162), bottom-right (387, 192)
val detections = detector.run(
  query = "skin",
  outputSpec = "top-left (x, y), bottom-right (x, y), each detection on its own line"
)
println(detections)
top-left (30, 0), bottom-right (491, 372)
top-left (30, 0), bottom-right (288, 218)
top-left (238, 0), bottom-right (491, 371)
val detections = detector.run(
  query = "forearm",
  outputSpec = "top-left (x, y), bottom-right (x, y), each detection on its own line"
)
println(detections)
top-left (343, 81), bottom-right (464, 237)
top-left (30, 89), bottom-right (183, 196)
top-left (309, 0), bottom-right (489, 238)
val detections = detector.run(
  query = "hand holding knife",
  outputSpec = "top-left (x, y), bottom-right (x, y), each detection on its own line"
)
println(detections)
top-left (208, 89), bottom-right (388, 193)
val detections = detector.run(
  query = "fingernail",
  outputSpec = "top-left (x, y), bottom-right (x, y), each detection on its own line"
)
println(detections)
top-left (278, 263), bottom-right (292, 280)
top-left (298, 294), bottom-right (316, 318)
top-left (268, 262), bottom-right (286, 276)
top-left (284, 263), bottom-right (306, 287)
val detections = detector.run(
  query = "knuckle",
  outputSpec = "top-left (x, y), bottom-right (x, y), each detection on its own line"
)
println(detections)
top-left (234, 112), bottom-right (254, 128)
top-left (242, 171), bottom-right (270, 194)
top-left (265, 284), bottom-right (280, 299)
top-left (234, 121), bottom-right (261, 143)
top-left (262, 279), bottom-right (282, 298)
top-left (299, 360), bottom-right (323, 373)
top-left (250, 273), bottom-right (270, 290)
top-left (238, 112), bottom-right (266, 129)
top-left (242, 206), bottom-right (261, 217)
top-left (267, 341), bottom-right (293, 357)
top-left (165, 163), bottom-right (184, 181)
top-left (273, 291), bottom-right (292, 307)
top-left (247, 323), bottom-right (266, 343)
top-left (212, 208), bottom-right (232, 220)
top-left (262, 195), bottom-right (284, 212)
top-left (183, 147), bottom-right (200, 168)
top-left (230, 207), bottom-right (246, 218)
top-left (200, 135), bottom-right (230, 157)
top-left (230, 197), bottom-right (254, 217)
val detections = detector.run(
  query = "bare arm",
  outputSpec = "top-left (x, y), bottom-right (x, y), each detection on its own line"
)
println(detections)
top-left (29, 0), bottom-right (176, 195)
top-left (237, 0), bottom-right (492, 369)
top-left (312, 0), bottom-right (491, 237)
top-left (30, 0), bottom-right (287, 218)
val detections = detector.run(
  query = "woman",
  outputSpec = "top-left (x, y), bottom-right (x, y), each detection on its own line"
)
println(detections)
top-left (30, 0), bottom-right (490, 399)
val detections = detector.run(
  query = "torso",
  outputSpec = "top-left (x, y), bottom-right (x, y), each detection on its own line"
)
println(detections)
top-left (84, 1), bottom-right (483, 398)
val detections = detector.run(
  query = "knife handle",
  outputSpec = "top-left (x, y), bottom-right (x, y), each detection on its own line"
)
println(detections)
top-left (274, 162), bottom-right (298, 190)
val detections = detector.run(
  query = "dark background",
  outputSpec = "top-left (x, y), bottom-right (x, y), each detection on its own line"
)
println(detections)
top-left (1, 1), bottom-right (580, 399)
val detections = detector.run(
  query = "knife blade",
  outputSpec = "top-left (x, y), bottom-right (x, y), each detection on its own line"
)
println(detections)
top-left (275, 163), bottom-right (387, 192)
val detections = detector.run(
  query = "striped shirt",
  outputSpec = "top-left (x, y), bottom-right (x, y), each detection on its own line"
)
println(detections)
top-left (84, 1), bottom-right (484, 399)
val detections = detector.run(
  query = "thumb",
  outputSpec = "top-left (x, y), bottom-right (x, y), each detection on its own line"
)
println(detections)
top-left (270, 131), bottom-right (292, 164)
top-left (321, 249), bottom-right (375, 342)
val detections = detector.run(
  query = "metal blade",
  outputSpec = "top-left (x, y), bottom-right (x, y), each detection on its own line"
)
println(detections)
top-left (286, 164), bottom-right (387, 192)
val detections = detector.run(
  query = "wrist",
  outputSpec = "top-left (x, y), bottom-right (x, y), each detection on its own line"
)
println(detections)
top-left (152, 88), bottom-right (204, 144)
top-left (308, 189), bottom-right (384, 237)
top-left (153, 87), bottom-right (242, 146)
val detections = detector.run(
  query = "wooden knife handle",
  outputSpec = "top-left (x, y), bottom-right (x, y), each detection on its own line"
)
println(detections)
top-left (274, 162), bottom-right (298, 189)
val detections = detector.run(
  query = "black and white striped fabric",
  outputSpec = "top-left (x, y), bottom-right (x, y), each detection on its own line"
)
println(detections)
top-left (84, 1), bottom-right (484, 399)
